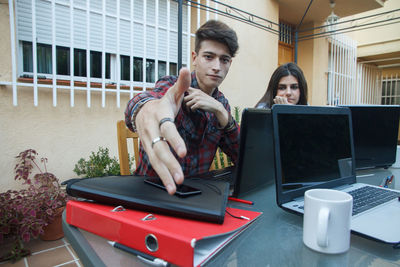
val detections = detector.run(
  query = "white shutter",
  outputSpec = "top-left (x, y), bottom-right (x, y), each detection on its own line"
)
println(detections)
top-left (169, 1), bottom-right (178, 30)
top-left (106, 0), bottom-right (117, 16)
top-left (170, 31), bottom-right (177, 62)
top-left (120, 19), bottom-right (131, 55)
top-left (73, 9), bottom-right (87, 49)
top-left (90, 0), bottom-right (102, 13)
top-left (134, 0), bottom-right (144, 21)
top-left (90, 13), bottom-right (103, 51)
top-left (146, 0), bottom-right (155, 24)
top-left (158, 28), bottom-right (167, 61)
top-left (159, 0), bottom-right (167, 26)
top-left (74, 0), bottom-right (86, 9)
top-left (146, 25), bottom-right (156, 59)
top-left (105, 16), bottom-right (117, 53)
top-left (16, 0), bottom-right (33, 42)
top-left (35, 0), bottom-right (52, 44)
top-left (133, 22), bottom-right (144, 57)
top-left (55, 4), bottom-right (71, 47)
top-left (182, 33), bottom-right (188, 64)
top-left (120, 0), bottom-right (131, 19)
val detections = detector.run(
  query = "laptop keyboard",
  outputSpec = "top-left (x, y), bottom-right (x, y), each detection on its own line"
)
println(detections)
top-left (347, 186), bottom-right (400, 216)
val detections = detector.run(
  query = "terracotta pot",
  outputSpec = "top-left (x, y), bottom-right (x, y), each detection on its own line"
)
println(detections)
top-left (40, 207), bottom-right (65, 241)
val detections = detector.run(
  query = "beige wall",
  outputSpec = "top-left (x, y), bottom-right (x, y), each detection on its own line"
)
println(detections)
top-left (216, 0), bottom-right (279, 109)
top-left (0, 1), bottom-right (279, 190)
top-left (297, 22), bottom-right (330, 106)
top-left (352, 0), bottom-right (400, 58)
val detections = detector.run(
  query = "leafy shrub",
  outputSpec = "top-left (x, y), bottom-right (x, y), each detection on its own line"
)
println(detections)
top-left (73, 147), bottom-right (122, 178)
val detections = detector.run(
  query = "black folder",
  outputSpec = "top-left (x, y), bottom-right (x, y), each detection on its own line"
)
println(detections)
top-left (64, 175), bottom-right (229, 224)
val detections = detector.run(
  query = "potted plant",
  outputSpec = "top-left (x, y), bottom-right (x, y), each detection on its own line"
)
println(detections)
top-left (0, 149), bottom-right (70, 263)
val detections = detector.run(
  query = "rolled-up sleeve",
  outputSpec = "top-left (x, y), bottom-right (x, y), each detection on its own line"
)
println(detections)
top-left (124, 76), bottom-right (177, 132)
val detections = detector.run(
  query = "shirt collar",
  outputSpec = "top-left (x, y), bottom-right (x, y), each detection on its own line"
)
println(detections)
top-left (190, 71), bottom-right (220, 97)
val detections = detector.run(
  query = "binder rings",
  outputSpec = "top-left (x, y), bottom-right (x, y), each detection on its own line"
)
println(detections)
top-left (66, 200), bottom-right (262, 267)
top-left (65, 175), bottom-right (229, 224)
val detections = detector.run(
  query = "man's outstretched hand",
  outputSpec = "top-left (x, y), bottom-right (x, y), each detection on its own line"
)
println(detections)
top-left (135, 68), bottom-right (191, 195)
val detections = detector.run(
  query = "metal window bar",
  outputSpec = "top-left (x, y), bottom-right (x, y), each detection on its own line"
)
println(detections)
top-left (382, 74), bottom-right (400, 105)
top-left (327, 34), bottom-right (361, 106)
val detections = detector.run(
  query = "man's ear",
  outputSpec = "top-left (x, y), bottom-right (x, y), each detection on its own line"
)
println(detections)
top-left (191, 51), bottom-right (197, 66)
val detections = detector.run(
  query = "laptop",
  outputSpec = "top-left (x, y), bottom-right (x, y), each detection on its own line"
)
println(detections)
top-left (271, 104), bottom-right (400, 244)
top-left (341, 105), bottom-right (400, 170)
top-left (192, 108), bottom-right (275, 197)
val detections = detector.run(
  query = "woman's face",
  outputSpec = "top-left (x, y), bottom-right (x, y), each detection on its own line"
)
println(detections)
top-left (275, 75), bottom-right (300, 105)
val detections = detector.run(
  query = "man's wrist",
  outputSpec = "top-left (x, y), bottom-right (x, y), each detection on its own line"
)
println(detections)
top-left (130, 98), bottom-right (156, 132)
top-left (217, 114), bottom-right (235, 131)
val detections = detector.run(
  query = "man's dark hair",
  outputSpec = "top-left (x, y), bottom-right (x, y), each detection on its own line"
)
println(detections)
top-left (195, 20), bottom-right (239, 57)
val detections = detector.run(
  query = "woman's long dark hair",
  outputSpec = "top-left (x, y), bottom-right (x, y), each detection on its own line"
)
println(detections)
top-left (255, 62), bottom-right (308, 108)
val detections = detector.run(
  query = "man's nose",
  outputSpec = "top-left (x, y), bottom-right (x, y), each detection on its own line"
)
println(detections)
top-left (212, 59), bottom-right (221, 71)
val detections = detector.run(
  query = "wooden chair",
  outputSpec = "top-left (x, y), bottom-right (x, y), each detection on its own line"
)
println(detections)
top-left (210, 148), bottom-right (233, 170)
top-left (117, 120), bottom-right (140, 175)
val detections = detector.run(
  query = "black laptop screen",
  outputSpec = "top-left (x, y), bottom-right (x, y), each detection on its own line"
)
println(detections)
top-left (346, 105), bottom-right (400, 169)
top-left (276, 111), bottom-right (353, 193)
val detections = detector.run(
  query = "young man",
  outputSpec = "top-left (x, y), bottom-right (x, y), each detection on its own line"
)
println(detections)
top-left (125, 20), bottom-right (239, 195)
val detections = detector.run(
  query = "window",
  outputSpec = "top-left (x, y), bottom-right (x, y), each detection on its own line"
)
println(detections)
top-left (134, 57), bottom-right (143, 82)
top-left (16, 0), bottom-right (187, 89)
top-left (37, 44), bottom-right (52, 74)
top-left (158, 61), bottom-right (166, 79)
top-left (22, 41), bottom-right (52, 74)
top-left (382, 78), bottom-right (400, 105)
top-left (74, 49), bottom-right (86, 77)
top-left (146, 59), bottom-right (155, 83)
top-left (57, 46), bottom-right (70, 75)
top-left (169, 63), bottom-right (177, 76)
top-left (91, 51), bottom-right (102, 78)
top-left (120, 55), bottom-right (130, 81)
top-left (22, 41), bottom-right (33, 73)
top-left (21, 42), bottom-right (112, 79)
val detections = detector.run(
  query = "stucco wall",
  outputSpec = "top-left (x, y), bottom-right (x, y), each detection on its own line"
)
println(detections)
top-left (218, 0), bottom-right (279, 109)
top-left (297, 22), bottom-right (330, 106)
top-left (0, 1), bottom-right (279, 190)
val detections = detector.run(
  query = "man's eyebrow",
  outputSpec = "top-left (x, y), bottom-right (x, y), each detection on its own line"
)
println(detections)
top-left (202, 51), bottom-right (231, 59)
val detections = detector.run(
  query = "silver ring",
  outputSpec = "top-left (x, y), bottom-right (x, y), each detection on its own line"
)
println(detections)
top-left (151, 136), bottom-right (167, 148)
top-left (159, 117), bottom-right (174, 128)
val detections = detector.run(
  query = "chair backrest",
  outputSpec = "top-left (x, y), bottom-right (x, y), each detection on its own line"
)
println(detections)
top-left (210, 147), bottom-right (233, 170)
top-left (117, 120), bottom-right (140, 175)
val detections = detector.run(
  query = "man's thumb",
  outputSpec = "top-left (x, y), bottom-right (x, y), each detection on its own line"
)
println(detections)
top-left (171, 67), bottom-right (191, 104)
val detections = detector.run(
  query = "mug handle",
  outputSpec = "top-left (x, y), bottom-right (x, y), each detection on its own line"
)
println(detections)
top-left (317, 208), bottom-right (330, 247)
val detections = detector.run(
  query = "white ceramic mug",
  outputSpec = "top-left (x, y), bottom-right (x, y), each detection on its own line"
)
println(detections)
top-left (303, 189), bottom-right (353, 254)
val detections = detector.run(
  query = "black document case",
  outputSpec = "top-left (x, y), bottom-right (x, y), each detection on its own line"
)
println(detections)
top-left (65, 175), bottom-right (230, 224)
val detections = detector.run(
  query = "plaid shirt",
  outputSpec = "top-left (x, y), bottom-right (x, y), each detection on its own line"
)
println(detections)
top-left (124, 71), bottom-right (240, 176)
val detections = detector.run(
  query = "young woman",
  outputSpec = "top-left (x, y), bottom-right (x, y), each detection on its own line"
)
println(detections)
top-left (255, 62), bottom-right (308, 108)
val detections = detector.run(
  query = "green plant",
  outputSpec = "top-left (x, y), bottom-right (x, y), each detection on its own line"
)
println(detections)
top-left (73, 147), bottom-right (130, 177)
top-left (0, 149), bottom-right (69, 263)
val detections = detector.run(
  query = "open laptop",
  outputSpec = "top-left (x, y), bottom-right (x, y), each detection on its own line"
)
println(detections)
top-left (341, 105), bottom-right (400, 170)
top-left (192, 108), bottom-right (275, 197)
top-left (271, 104), bottom-right (400, 244)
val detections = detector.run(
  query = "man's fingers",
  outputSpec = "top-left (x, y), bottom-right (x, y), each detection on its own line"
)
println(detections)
top-left (167, 68), bottom-right (191, 106)
top-left (160, 121), bottom-right (187, 158)
top-left (151, 138), bottom-right (185, 185)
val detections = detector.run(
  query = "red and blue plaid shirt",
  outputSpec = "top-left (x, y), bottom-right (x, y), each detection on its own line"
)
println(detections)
top-left (125, 71), bottom-right (240, 176)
